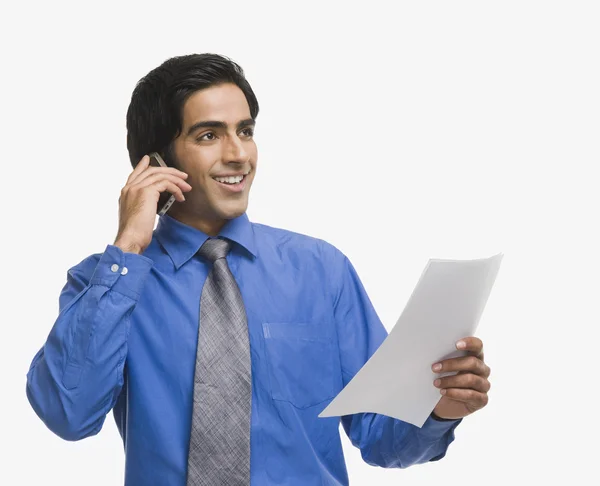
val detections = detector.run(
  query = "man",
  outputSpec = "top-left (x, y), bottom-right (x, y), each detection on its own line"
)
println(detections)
top-left (26, 53), bottom-right (492, 485)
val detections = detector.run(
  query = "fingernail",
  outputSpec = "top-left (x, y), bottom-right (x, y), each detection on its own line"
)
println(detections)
top-left (432, 363), bottom-right (442, 372)
top-left (434, 379), bottom-right (441, 387)
top-left (456, 340), bottom-right (466, 349)
top-left (441, 389), bottom-right (447, 395)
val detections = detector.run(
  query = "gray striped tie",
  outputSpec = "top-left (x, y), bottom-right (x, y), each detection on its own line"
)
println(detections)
top-left (186, 237), bottom-right (252, 485)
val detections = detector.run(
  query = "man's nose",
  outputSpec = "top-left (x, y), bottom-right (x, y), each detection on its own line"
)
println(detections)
top-left (223, 134), bottom-right (249, 163)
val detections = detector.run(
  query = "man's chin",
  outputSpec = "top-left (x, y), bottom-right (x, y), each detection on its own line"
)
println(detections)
top-left (214, 202), bottom-right (248, 220)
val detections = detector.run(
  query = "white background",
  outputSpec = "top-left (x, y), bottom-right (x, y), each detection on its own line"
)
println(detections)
top-left (2, 0), bottom-right (598, 484)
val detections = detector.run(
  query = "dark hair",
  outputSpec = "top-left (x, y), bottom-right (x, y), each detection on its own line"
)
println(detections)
top-left (126, 53), bottom-right (259, 169)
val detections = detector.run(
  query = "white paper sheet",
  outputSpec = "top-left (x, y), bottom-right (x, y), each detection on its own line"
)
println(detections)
top-left (318, 253), bottom-right (503, 428)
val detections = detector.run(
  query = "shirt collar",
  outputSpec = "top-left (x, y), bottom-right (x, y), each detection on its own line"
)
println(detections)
top-left (154, 212), bottom-right (257, 270)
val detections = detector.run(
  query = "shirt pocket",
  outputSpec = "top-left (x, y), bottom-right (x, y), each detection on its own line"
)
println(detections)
top-left (262, 322), bottom-right (336, 409)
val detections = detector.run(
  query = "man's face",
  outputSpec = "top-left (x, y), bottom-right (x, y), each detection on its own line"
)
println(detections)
top-left (170, 83), bottom-right (257, 227)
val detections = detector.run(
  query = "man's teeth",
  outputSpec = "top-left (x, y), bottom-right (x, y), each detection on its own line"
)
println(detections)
top-left (214, 175), bottom-right (244, 184)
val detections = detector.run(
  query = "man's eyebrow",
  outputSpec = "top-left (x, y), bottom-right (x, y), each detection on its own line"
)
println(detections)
top-left (186, 118), bottom-right (255, 137)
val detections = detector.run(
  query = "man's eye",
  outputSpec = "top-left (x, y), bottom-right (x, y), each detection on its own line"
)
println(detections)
top-left (198, 132), bottom-right (216, 142)
top-left (197, 129), bottom-right (253, 142)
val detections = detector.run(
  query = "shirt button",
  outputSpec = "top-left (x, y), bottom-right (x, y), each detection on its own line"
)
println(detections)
top-left (111, 264), bottom-right (119, 273)
top-left (121, 267), bottom-right (128, 275)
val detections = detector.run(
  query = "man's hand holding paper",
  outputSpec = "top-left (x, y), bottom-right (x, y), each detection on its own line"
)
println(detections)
top-left (319, 253), bottom-right (503, 427)
top-left (432, 336), bottom-right (491, 420)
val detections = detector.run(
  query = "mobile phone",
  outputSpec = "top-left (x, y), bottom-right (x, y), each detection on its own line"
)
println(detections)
top-left (148, 152), bottom-right (177, 216)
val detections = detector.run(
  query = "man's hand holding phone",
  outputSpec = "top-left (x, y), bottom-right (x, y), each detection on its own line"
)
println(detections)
top-left (113, 154), bottom-right (192, 254)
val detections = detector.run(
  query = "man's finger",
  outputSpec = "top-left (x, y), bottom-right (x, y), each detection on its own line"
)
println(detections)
top-left (434, 373), bottom-right (491, 393)
top-left (127, 155), bottom-right (150, 185)
top-left (440, 388), bottom-right (489, 409)
top-left (432, 355), bottom-right (490, 377)
top-left (456, 336), bottom-right (484, 360)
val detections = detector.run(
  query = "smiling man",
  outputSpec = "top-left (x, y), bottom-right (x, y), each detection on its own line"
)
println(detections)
top-left (26, 53), bottom-right (492, 485)
top-left (163, 83), bottom-right (257, 235)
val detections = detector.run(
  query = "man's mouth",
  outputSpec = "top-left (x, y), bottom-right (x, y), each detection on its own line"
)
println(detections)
top-left (213, 174), bottom-right (247, 185)
top-left (211, 170), bottom-right (251, 192)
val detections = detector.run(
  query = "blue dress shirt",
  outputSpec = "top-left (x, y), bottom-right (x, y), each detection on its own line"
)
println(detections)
top-left (26, 213), bottom-right (461, 485)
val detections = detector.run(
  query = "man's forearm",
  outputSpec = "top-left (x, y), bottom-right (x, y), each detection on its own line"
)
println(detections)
top-left (343, 412), bottom-right (462, 468)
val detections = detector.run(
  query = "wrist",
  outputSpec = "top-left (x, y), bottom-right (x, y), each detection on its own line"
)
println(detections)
top-left (113, 239), bottom-right (143, 255)
top-left (431, 411), bottom-right (457, 422)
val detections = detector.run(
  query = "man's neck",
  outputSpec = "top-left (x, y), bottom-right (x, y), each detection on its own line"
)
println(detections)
top-left (168, 210), bottom-right (227, 237)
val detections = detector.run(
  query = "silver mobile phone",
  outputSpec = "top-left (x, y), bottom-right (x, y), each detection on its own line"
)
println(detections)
top-left (148, 152), bottom-right (177, 216)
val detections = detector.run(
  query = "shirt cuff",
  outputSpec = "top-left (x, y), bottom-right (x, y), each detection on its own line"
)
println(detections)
top-left (420, 413), bottom-right (463, 436)
top-left (431, 411), bottom-right (458, 422)
top-left (89, 244), bottom-right (154, 300)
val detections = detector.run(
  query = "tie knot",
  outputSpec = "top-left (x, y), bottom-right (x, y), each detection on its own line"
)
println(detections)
top-left (198, 237), bottom-right (231, 263)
